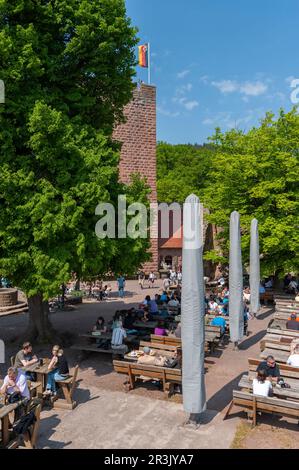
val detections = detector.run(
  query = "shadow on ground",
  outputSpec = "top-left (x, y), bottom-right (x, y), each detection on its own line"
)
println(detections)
top-left (207, 372), bottom-right (245, 412)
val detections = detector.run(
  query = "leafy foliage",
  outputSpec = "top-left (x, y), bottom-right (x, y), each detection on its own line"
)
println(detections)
top-left (0, 0), bottom-right (150, 302)
top-left (157, 142), bottom-right (214, 204)
top-left (204, 110), bottom-right (299, 275)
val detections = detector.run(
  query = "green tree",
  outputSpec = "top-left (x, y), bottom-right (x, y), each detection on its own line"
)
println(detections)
top-left (0, 0), bottom-right (150, 342)
top-left (204, 110), bottom-right (299, 277)
top-left (157, 142), bottom-right (214, 203)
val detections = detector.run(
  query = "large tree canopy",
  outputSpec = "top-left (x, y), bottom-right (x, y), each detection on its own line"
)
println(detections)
top-left (204, 110), bottom-right (299, 276)
top-left (157, 142), bottom-right (214, 204)
top-left (0, 0), bottom-right (150, 342)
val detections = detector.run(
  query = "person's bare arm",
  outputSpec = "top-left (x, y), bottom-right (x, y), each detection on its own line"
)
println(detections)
top-left (48, 356), bottom-right (58, 370)
top-left (21, 356), bottom-right (38, 367)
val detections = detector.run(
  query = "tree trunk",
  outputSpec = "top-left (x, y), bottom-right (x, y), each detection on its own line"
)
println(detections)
top-left (24, 293), bottom-right (59, 344)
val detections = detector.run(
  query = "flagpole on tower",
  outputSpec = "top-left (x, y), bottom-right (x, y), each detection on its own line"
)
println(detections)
top-left (148, 42), bottom-right (151, 85)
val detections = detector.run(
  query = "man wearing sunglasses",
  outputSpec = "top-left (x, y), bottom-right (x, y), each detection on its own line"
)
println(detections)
top-left (257, 355), bottom-right (280, 383)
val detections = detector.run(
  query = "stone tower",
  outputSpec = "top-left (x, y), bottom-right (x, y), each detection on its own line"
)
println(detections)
top-left (113, 83), bottom-right (158, 273)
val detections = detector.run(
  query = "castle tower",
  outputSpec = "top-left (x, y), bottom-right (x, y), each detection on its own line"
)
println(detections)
top-left (113, 83), bottom-right (158, 273)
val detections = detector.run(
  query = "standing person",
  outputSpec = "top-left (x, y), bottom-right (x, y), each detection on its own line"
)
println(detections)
top-left (163, 277), bottom-right (170, 292)
top-left (177, 271), bottom-right (182, 285)
top-left (116, 274), bottom-right (126, 298)
top-left (148, 271), bottom-right (155, 288)
top-left (44, 346), bottom-right (69, 396)
top-left (138, 270), bottom-right (145, 289)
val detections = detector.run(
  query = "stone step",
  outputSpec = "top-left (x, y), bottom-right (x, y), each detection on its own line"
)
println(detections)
top-left (0, 305), bottom-right (28, 317)
top-left (0, 301), bottom-right (28, 313)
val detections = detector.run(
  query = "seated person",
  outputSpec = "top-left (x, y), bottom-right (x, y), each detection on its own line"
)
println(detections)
top-left (286, 314), bottom-right (299, 330)
top-left (137, 347), bottom-right (167, 366)
top-left (287, 277), bottom-right (298, 294)
top-left (14, 341), bottom-right (38, 382)
top-left (168, 294), bottom-right (180, 308)
top-left (0, 367), bottom-right (30, 400)
top-left (93, 316), bottom-right (107, 333)
top-left (208, 296), bottom-right (219, 312)
top-left (174, 322), bottom-right (181, 338)
top-left (44, 346), bottom-right (70, 396)
top-left (148, 297), bottom-right (159, 315)
top-left (160, 291), bottom-right (169, 303)
top-left (257, 355), bottom-right (280, 383)
top-left (158, 303), bottom-right (170, 318)
top-left (140, 306), bottom-right (150, 323)
top-left (259, 283), bottom-right (266, 295)
top-left (210, 312), bottom-right (226, 335)
top-left (253, 369), bottom-right (272, 397)
top-left (154, 321), bottom-right (167, 336)
top-left (264, 278), bottom-right (273, 289)
top-left (112, 311), bottom-right (124, 330)
top-left (111, 323), bottom-right (128, 355)
top-left (123, 309), bottom-right (136, 329)
top-left (155, 294), bottom-right (162, 305)
top-left (287, 344), bottom-right (299, 367)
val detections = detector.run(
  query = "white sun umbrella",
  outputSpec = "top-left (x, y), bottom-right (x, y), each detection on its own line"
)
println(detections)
top-left (181, 194), bottom-right (206, 426)
top-left (229, 211), bottom-right (244, 348)
top-left (250, 218), bottom-right (260, 317)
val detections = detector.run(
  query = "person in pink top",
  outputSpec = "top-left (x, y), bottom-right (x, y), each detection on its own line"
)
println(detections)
top-left (154, 321), bottom-right (167, 336)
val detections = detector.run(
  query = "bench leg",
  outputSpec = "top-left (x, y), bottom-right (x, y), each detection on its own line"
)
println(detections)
top-left (61, 384), bottom-right (73, 405)
top-left (2, 415), bottom-right (10, 447)
top-left (223, 400), bottom-right (234, 420)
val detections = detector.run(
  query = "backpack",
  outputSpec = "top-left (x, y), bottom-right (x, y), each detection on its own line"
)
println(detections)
top-left (14, 410), bottom-right (36, 435)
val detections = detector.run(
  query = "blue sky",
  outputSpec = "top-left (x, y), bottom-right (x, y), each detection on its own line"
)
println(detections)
top-left (126, 0), bottom-right (299, 144)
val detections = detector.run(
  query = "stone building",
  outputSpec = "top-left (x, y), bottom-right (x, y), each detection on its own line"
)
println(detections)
top-left (113, 82), bottom-right (218, 278)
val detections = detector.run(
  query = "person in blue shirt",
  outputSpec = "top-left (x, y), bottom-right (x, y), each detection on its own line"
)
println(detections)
top-left (116, 274), bottom-right (126, 298)
top-left (160, 291), bottom-right (169, 303)
top-left (210, 312), bottom-right (226, 335)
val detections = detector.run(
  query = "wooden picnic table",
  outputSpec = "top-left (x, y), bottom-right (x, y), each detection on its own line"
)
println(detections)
top-left (22, 359), bottom-right (51, 397)
top-left (0, 402), bottom-right (20, 447)
top-left (239, 375), bottom-right (299, 401)
top-left (133, 321), bottom-right (158, 330)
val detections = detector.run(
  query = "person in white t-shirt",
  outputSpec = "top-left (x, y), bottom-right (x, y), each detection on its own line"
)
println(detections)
top-left (252, 369), bottom-right (272, 397)
top-left (287, 345), bottom-right (299, 367)
top-left (0, 367), bottom-right (30, 400)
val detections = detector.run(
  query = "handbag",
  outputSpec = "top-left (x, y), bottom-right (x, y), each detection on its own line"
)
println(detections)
top-left (8, 391), bottom-right (22, 404)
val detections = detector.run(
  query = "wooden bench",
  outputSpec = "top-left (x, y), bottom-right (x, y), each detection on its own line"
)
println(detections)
top-left (260, 291), bottom-right (274, 304)
top-left (113, 360), bottom-right (181, 397)
top-left (260, 348), bottom-right (289, 364)
top-left (267, 327), bottom-right (299, 338)
top-left (6, 402), bottom-right (42, 449)
top-left (53, 365), bottom-right (79, 410)
top-left (225, 390), bottom-right (299, 427)
top-left (247, 358), bottom-right (299, 388)
top-left (139, 341), bottom-right (177, 357)
top-left (0, 379), bottom-right (41, 400)
top-left (149, 334), bottom-right (214, 354)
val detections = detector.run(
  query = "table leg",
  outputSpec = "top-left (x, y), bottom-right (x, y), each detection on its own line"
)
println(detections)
top-left (36, 373), bottom-right (44, 397)
top-left (2, 415), bottom-right (9, 446)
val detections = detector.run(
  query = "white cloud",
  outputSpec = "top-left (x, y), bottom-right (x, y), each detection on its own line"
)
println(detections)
top-left (183, 100), bottom-right (199, 111)
top-left (200, 75), bottom-right (209, 84)
top-left (285, 76), bottom-right (297, 85)
top-left (211, 79), bottom-right (268, 97)
top-left (202, 109), bottom-right (263, 129)
top-left (240, 81), bottom-right (268, 96)
top-left (211, 80), bottom-right (239, 93)
top-left (177, 69), bottom-right (190, 79)
top-left (157, 106), bottom-right (180, 118)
